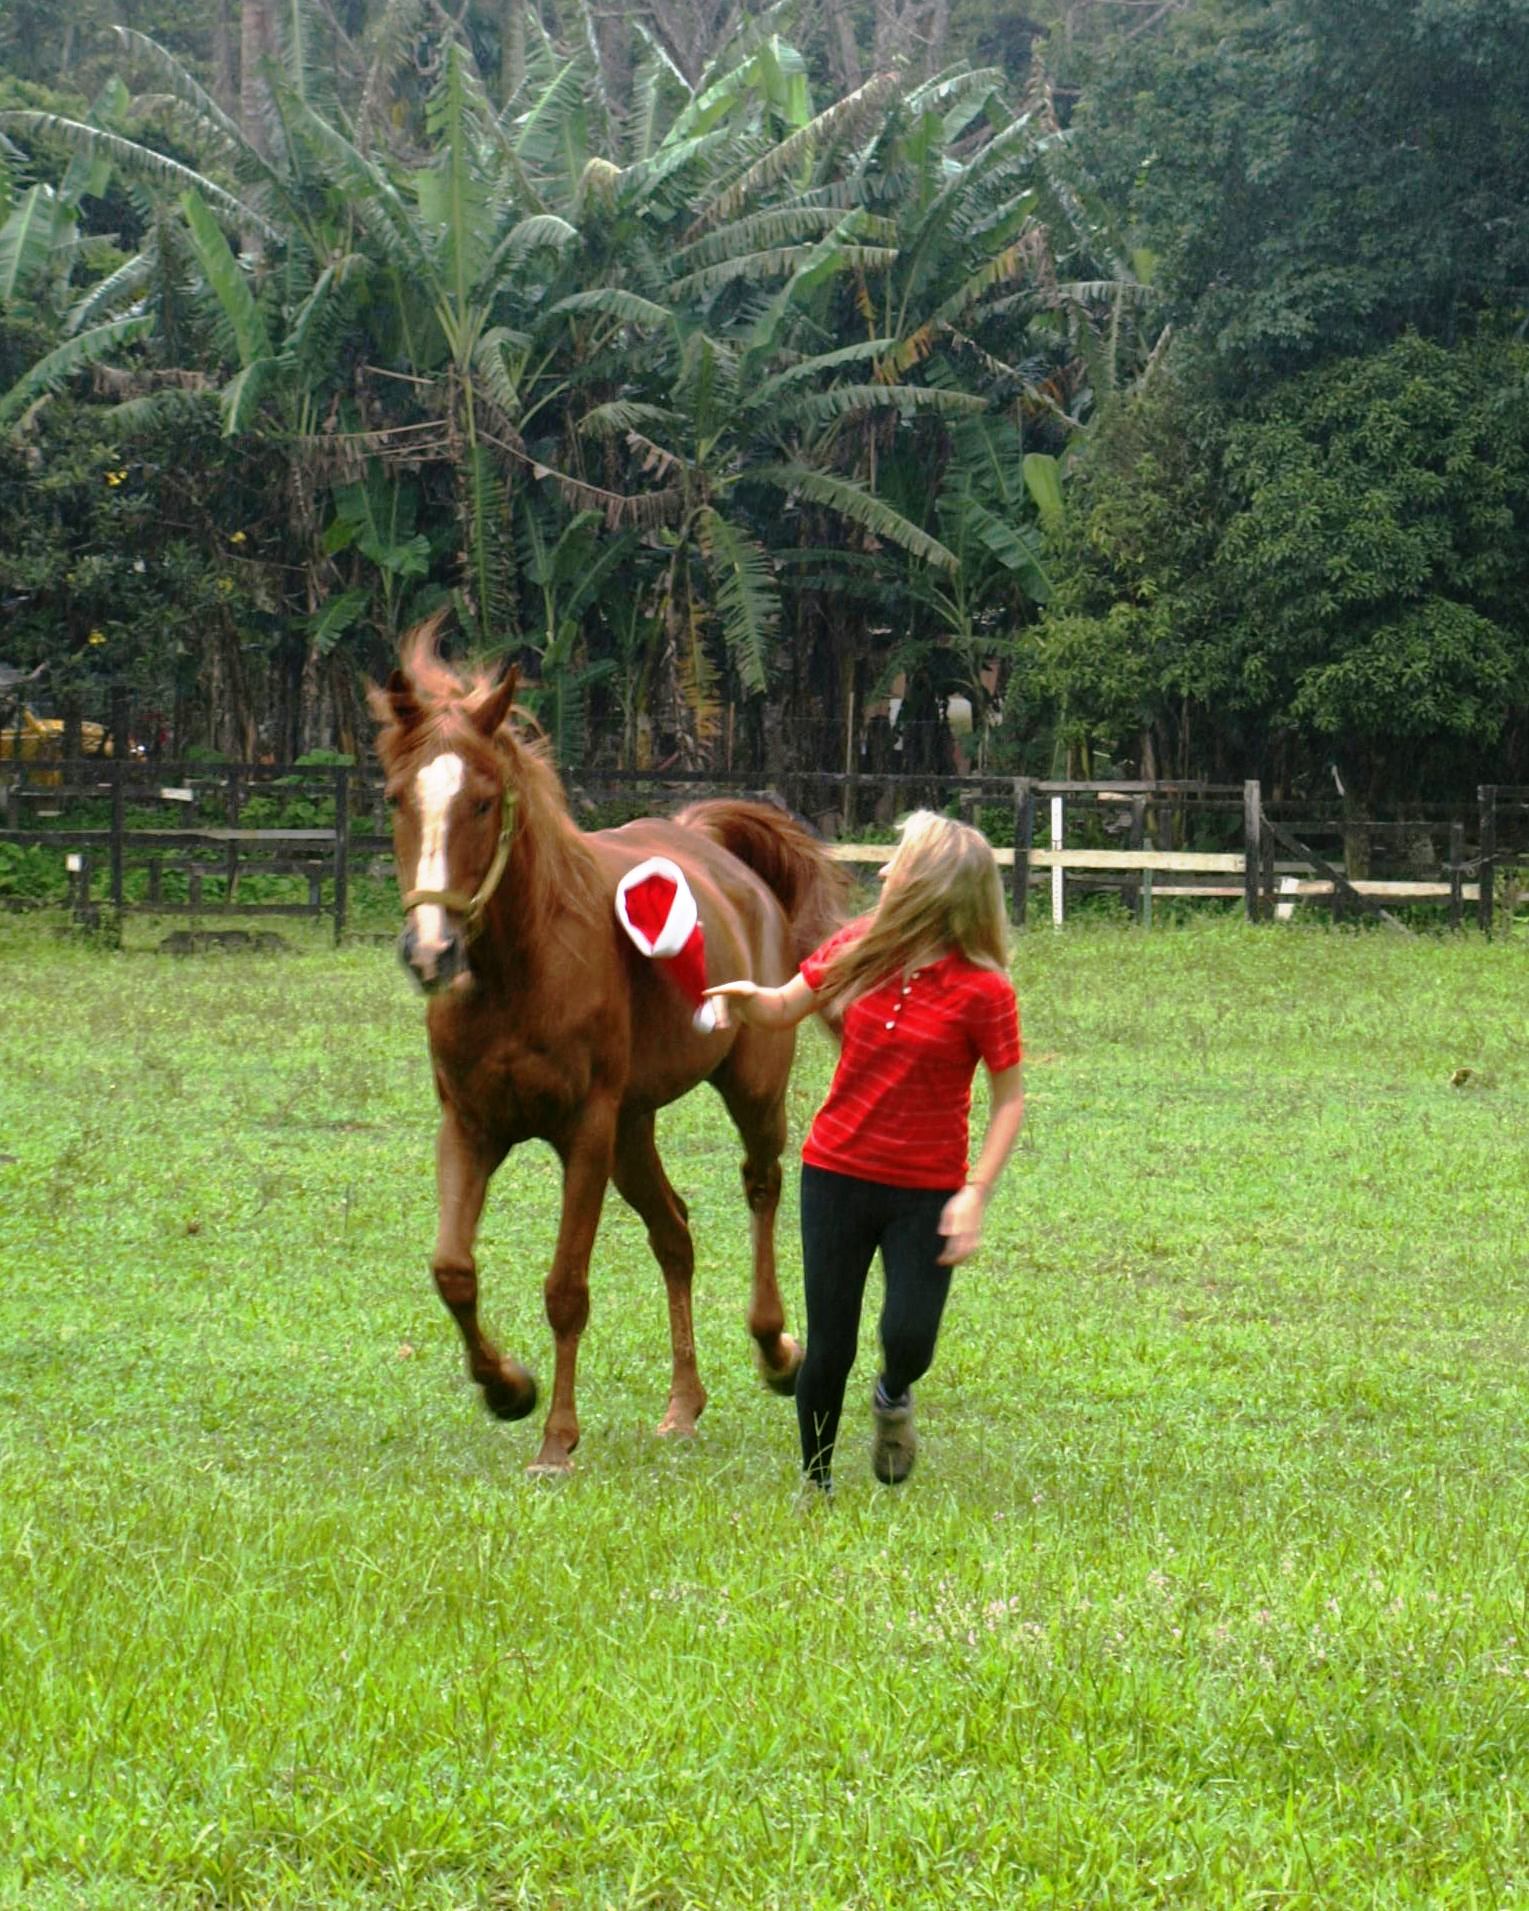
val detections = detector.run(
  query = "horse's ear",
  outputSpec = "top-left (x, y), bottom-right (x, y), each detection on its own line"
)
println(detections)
top-left (367, 668), bottom-right (424, 734)
top-left (473, 657), bottom-right (520, 739)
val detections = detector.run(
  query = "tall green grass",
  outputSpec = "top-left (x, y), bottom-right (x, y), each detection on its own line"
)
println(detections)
top-left (2, 918), bottom-right (1526, 1907)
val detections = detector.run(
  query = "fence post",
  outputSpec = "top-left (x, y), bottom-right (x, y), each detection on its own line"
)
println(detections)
top-left (1448, 820), bottom-right (1464, 932)
top-left (1242, 780), bottom-right (1262, 923)
top-left (109, 759), bottom-right (125, 911)
top-left (333, 763), bottom-right (350, 945)
top-left (1477, 786), bottom-right (1496, 936)
top-left (1010, 778), bottom-right (1032, 926)
top-left (225, 763), bottom-right (241, 903)
top-left (1050, 793), bottom-right (1065, 927)
top-left (1126, 794), bottom-right (1145, 922)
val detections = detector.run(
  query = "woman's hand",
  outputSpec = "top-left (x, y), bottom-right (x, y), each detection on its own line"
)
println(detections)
top-left (701, 979), bottom-right (763, 1030)
top-left (938, 1183), bottom-right (987, 1266)
top-left (702, 973), bottom-right (819, 1033)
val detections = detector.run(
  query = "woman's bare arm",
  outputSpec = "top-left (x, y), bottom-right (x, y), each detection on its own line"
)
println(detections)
top-left (703, 973), bottom-right (819, 1031)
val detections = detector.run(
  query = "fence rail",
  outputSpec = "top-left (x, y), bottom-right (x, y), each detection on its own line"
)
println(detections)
top-left (2, 762), bottom-right (1524, 939)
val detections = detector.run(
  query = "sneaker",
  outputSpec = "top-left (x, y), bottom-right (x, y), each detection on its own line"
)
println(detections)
top-left (871, 1386), bottom-right (916, 1485)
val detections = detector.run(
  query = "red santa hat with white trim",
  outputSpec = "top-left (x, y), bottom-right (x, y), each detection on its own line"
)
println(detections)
top-left (614, 856), bottom-right (720, 1033)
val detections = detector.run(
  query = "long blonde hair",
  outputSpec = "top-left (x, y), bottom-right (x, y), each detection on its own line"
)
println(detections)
top-left (814, 810), bottom-right (1009, 1011)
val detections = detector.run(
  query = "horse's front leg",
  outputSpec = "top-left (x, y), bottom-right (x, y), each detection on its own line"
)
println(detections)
top-left (431, 1108), bottom-right (537, 1422)
top-left (531, 1096), bottom-right (618, 1476)
top-left (716, 1059), bottom-right (802, 1396)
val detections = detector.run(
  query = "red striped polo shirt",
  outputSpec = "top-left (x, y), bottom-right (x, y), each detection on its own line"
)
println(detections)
top-left (799, 919), bottom-right (1022, 1190)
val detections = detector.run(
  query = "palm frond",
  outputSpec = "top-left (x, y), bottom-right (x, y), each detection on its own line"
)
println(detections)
top-left (0, 184), bottom-right (59, 305)
top-left (778, 383), bottom-right (987, 429)
top-left (750, 337), bottom-right (900, 402)
top-left (697, 508), bottom-right (777, 694)
top-left (180, 189), bottom-right (273, 368)
top-left (63, 247), bottom-right (156, 333)
top-left (548, 286), bottom-right (674, 330)
top-left (690, 72), bottom-right (902, 237)
top-left (669, 242), bottom-right (897, 303)
top-left (109, 28), bottom-right (285, 195)
top-left (751, 462), bottom-right (958, 572)
top-left (0, 314), bottom-right (155, 430)
top-left (0, 113), bottom-right (282, 244)
top-left (576, 399), bottom-right (681, 439)
top-left (289, 254), bottom-right (369, 383)
top-left (220, 354), bottom-right (285, 433)
top-left (278, 92), bottom-right (432, 284)
top-left (107, 384), bottom-right (219, 435)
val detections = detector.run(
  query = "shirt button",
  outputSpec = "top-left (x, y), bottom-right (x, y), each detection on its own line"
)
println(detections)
top-left (884, 1020), bottom-right (895, 1031)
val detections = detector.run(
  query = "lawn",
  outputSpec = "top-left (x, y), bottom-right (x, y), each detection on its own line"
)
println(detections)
top-left (1, 915), bottom-right (1527, 1908)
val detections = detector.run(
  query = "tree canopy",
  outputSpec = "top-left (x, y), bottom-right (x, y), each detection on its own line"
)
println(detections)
top-left (1, 0), bottom-right (1527, 802)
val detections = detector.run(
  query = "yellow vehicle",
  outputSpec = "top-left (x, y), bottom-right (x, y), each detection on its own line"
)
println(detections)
top-left (0, 707), bottom-right (115, 785)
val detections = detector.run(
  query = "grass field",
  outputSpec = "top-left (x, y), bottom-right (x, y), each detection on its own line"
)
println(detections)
top-left (2, 915), bottom-right (1527, 1908)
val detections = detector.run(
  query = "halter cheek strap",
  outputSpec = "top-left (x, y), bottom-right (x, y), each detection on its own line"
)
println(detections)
top-left (402, 786), bottom-right (519, 938)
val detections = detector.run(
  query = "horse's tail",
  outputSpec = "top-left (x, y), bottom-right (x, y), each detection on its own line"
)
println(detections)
top-left (676, 799), bottom-right (848, 964)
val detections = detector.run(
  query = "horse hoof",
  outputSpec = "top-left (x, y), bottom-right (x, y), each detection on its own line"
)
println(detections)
top-left (656, 1411), bottom-right (700, 1439)
top-left (758, 1334), bottom-right (803, 1398)
top-left (527, 1452), bottom-right (574, 1480)
top-left (483, 1364), bottom-right (538, 1422)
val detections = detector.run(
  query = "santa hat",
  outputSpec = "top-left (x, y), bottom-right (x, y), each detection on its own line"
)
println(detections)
top-left (614, 856), bottom-right (720, 1033)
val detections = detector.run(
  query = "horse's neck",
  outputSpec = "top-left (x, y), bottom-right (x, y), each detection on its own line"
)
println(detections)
top-left (477, 815), bottom-right (605, 980)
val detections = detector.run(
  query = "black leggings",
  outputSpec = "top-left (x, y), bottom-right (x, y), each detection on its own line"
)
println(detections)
top-left (796, 1163), bottom-right (957, 1482)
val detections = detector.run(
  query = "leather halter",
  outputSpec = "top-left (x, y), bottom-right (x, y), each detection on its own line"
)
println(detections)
top-left (401, 785), bottom-right (519, 939)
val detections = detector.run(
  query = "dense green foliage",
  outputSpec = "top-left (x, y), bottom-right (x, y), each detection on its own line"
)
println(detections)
top-left (1034, 336), bottom-right (1529, 797)
top-left (3, 920), bottom-right (1528, 1903)
top-left (0, 21), bottom-right (1092, 765)
top-left (2, 0), bottom-right (1528, 798)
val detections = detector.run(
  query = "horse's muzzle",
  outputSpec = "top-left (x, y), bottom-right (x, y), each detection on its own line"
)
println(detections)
top-left (399, 920), bottom-right (467, 994)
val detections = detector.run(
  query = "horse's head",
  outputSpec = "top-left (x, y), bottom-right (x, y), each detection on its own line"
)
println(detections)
top-left (370, 630), bottom-right (522, 995)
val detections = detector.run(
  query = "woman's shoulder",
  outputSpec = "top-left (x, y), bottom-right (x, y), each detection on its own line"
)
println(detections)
top-left (800, 914), bottom-right (871, 984)
top-left (941, 951), bottom-right (1017, 999)
top-left (808, 915), bottom-right (872, 964)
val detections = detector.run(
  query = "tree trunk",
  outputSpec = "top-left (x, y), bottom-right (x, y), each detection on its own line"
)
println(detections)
top-left (212, 0), bottom-right (237, 116)
top-left (825, 0), bottom-right (864, 92)
top-left (240, 0), bottom-right (277, 161)
top-left (501, 0), bottom-right (526, 100)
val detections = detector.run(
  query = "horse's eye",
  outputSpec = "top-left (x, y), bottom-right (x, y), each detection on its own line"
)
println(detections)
top-left (476, 798), bottom-right (494, 817)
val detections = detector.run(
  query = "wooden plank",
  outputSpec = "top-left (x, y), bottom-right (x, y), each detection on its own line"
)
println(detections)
top-left (1031, 848), bottom-right (1248, 873)
top-left (1261, 816), bottom-right (1410, 932)
top-left (828, 843), bottom-right (1279, 874)
top-left (1050, 795), bottom-right (1065, 927)
top-left (1277, 880), bottom-right (1479, 900)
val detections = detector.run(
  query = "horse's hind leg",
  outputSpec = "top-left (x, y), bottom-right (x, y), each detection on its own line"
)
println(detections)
top-left (432, 1108), bottom-right (537, 1422)
top-left (612, 1109), bottom-right (707, 1438)
top-left (714, 1054), bottom-right (802, 1396)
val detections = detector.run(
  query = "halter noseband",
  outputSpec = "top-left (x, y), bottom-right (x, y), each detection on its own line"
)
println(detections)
top-left (401, 785), bottom-right (519, 938)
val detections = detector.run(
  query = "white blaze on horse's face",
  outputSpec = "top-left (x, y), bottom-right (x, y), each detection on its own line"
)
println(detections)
top-left (410, 751), bottom-right (465, 973)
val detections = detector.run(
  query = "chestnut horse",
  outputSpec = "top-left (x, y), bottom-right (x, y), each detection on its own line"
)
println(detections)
top-left (371, 635), bottom-right (844, 1474)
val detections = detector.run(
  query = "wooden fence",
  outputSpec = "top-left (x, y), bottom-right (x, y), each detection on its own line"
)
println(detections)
top-left (1, 762), bottom-right (1523, 941)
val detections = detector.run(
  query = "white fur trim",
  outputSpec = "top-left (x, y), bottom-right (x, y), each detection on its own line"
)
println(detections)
top-left (614, 856), bottom-right (699, 958)
top-left (692, 1000), bottom-right (720, 1033)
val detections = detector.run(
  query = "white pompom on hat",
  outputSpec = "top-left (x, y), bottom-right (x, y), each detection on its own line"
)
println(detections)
top-left (614, 856), bottom-right (720, 1032)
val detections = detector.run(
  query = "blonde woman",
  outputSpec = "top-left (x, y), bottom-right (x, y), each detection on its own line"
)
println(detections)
top-left (706, 811), bottom-right (1024, 1491)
